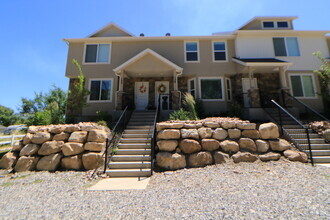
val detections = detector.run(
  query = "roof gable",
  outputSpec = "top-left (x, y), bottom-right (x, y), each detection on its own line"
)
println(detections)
top-left (238, 16), bottom-right (297, 30)
top-left (88, 22), bottom-right (135, 37)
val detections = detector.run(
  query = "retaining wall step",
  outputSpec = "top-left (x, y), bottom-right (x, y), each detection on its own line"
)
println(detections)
top-left (118, 143), bottom-right (151, 149)
top-left (111, 155), bottom-right (151, 162)
top-left (116, 149), bottom-right (151, 155)
top-left (108, 161), bottom-right (151, 169)
top-left (124, 129), bottom-right (152, 134)
top-left (105, 169), bottom-right (151, 177)
top-left (295, 139), bottom-right (326, 144)
top-left (128, 122), bottom-right (154, 126)
top-left (283, 125), bottom-right (309, 129)
top-left (122, 134), bottom-right (152, 138)
top-left (120, 138), bottom-right (151, 143)
top-left (299, 144), bottom-right (330, 150)
top-left (312, 156), bottom-right (330, 163)
top-left (309, 150), bottom-right (330, 156)
top-left (126, 125), bottom-right (153, 129)
top-left (289, 134), bottom-right (320, 139)
top-left (284, 128), bottom-right (314, 134)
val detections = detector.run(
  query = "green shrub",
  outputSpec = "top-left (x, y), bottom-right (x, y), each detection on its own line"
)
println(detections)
top-left (195, 98), bottom-right (205, 119)
top-left (227, 102), bottom-right (243, 118)
top-left (97, 120), bottom-right (108, 128)
top-left (169, 108), bottom-right (192, 120)
top-left (28, 111), bottom-right (52, 126)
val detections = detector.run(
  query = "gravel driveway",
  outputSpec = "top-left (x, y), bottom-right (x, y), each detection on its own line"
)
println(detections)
top-left (0, 160), bottom-right (329, 219)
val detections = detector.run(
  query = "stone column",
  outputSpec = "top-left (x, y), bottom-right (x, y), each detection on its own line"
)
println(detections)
top-left (116, 91), bottom-right (124, 110)
top-left (171, 91), bottom-right (181, 110)
top-left (248, 88), bottom-right (261, 108)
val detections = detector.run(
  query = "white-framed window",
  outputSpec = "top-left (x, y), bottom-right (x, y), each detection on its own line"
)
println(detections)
top-left (84, 44), bottom-right (111, 63)
top-left (225, 78), bottom-right (232, 101)
top-left (188, 78), bottom-right (196, 98)
top-left (185, 41), bottom-right (199, 62)
top-left (289, 74), bottom-right (316, 98)
top-left (88, 78), bottom-right (113, 102)
top-left (212, 41), bottom-right (227, 62)
top-left (262, 21), bottom-right (290, 29)
top-left (273, 37), bottom-right (300, 56)
top-left (198, 77), bottom-right (224, 101)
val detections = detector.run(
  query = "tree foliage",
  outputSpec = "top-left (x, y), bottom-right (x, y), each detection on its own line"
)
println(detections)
top-left (0, 105), bottom-right (20, 126)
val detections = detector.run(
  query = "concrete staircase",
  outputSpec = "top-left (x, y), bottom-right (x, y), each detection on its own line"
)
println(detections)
top-left (266, 108), bottom-right (330, 165)
top-left (105, 111), bottom-right (156, 177)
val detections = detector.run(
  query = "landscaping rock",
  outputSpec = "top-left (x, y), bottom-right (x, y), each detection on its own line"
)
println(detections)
top-left (255, 139), bottom-right (269, 153)
top-left (156, 152), bottom-right (186, 170)
top-left (64, 125), bottom-right (80, 133)
top-left (238, 138), bottom-right (257, 152)
top-left (221, 121), bottom-right (236, 129)
top-left (220, 140), bottom-right (239, 153)
top-left (14, 156), bottom-right (39, 172)
top-left (232, 152), bottom-right (258, 163)
top-left (31, 132), bottom-right (52, 144)
top-left (157, 140), bottom-right (178, 152)
top-left (189, 151), bottom-right (213, 167)
top-left (158, 129), bottom-right (181, 140)
top-left (179, 139), bottom-right (201, 154)
top-left (213, 151), bottom-right (229, 164)
top-left (87, 129), bottom-right (107, 143)
top-left (49, 126), bottom-right (65, 134)
top-left (12, 140), bottom-right (24, 152)
top-left (259, 122), bottom-right (279, 139)
top-left (53, 132), bottom-right (70, 141)
top-left (84, 142), bottom-right (106, 152)
top-left (242, 130), bottom-right (260, 139)
top-left (62, 142), bottom-right (84, 156)
top-left (269, 138), bottom-right (291, 151)
top-left (213, 128), bottom-right (228, 140)
top-left (156, 122), bottom-right (184, 131)
top-left (61, 155), bottom-right (83, 170)
top-left (82, 152), bottom-right (103, 170)
top-left (323, 129), bottom-right (330, 142)
top-left (237, 122), bottom-right (256, 130)
top-left (36, 153), bottom-right (62, 171)
top-left (201, 139), bottom-right (220, 151)
top-left (0, 151), bottom-right (18, 169)
top-left (181, 129), bottom-right (199, 139)
top-left (19, 144), bottom-right (39, 156)
top-left (183, 123), bottom-right (202, 129)
top-left (204, 121), bottom-right (220, 128)
top-left (38, 141), bottom-right (64, 155)
top-left (23, 133), bottom-right (33, 145)
top-left (259, 152), bottom-right (281, 162)
top-left (228, 129), bottom-right (241, 139)
top-left (197, 127), bottom-right (213, 139)
top-left (27, 126), bottom-right (38, 134)
top-left (68, 131), bottom-right (88, 143)
top-left (283, 150), bottom-right (308, 162)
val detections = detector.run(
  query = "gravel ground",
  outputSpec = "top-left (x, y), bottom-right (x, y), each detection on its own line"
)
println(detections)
top-left (0, 160), bottom-right (329, 219)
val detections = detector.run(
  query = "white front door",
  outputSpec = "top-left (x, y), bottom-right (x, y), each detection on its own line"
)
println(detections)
top-left (135, 82), bottom-right (149, 110)
top-left (242, 78), bottom-right (258, 108)
top-left (155, 81), bottom-right (170, 107)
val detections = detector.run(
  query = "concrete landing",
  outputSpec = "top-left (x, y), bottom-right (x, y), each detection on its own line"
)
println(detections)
top-left (87, 177), bottom-right (150, 191)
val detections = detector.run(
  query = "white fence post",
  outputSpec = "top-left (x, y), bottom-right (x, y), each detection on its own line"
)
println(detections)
top-left (11, 135), bottom-right (15, 146)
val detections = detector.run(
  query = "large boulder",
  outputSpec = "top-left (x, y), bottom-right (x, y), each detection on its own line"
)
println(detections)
top-left (19, 144), bottom-right (39, 156)
top-left (157, 129), bottom-right (180, 140)
top-left (220, 140), bottom-right (239, 153)
top-left (27, 126), bottom-right (38, 134)
top-left (156, 122), bottom-right (184, 131)
top-left (64, 125), bottom-right (80, 133)
top-left (31, 132), bottom-right (52, 144)
top-left (283, 150), bottom-right (308, 162)
top-left (68, 131), bottom-right (88, 143)
top-left (156, 152), bottom-right (186, 170)
top-left (242, 130), bottom-right (260, 139)
top-left (204, 121), bottom-right (220, 128)
top-left (237, 122), bottom-right (256, 130)
top-left (84, 142), bottom-right (106, 152)
top-left (49, 125), bottom-right (65, 134)
top-left (213, 151), bottom-right (229, 164)
top-left (87, 129), bottom-right (108, 143)
top-left (62, 142), bottom-right (84, 156)
top-left (269, 138), bottom-right (291, 151)
top-left (228, 129), bottom-right (241, 139)
top-left (0, 151), bottom-right (18, 169)
top-left (259, 152), bottom-right (281, 162)
top-left (201, 139), bottom-right (220, 151)
top-left (232, 152), bottom-right (258, 163)
top-left (38, 141), bottom-right (64, 155)
top-left (197, 127), bottom-right (213, 139)
top-left (323, 129), bottom-right (330, 142)
top-left (259, 122), bottom-right (279, 139)
top-left (36, 153), bottom-right (62, 171)
top-left (14, 156), bottom-right (39, 172)
top-left (221, 121), bottom-right (236, 129)
top-left (181, 129), bottom-right (199, 139)
top-left (212, 128), bottom-right (228, 140)
top-left (189, 152), bottom-right (213, 167)
top-left (61, 155), bottom-right (83, 170)
top-left (179, 139), bottom-right (202, 154)
top-left (23, 133), bottom-right (33, 145)
top-left (82, 152), bottom-right (103, 170)
top-left (12, 140), bottom-right (24, 152)
top-left (157, 140), bottom-right (178, 152)
top-left (53, 132), bottom-right (70, 141)
top-left (184, 123), bottom-right (203, 129)
top-left (238, 138), bottom-right (257, 152)
top-left (255, 139), bottom-right (269, 153)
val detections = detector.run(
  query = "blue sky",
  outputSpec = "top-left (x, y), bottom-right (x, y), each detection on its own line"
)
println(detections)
top-left (0, 0), bottom-right (329, 112)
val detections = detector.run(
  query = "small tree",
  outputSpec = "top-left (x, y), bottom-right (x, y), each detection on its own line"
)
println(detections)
top-left (313, 51), bottom-right (330, 112)
top-left (0, 105), bottom-right (20, 126)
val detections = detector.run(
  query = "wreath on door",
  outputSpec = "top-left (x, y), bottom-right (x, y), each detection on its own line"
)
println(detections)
top-left (139, 84), bottom-right (147, 93)
top-left (158, 84), bottom-right (166, 94)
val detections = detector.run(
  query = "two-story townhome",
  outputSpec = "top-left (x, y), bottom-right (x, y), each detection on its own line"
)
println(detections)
top-left (63, 16), bottom-right (329, 121)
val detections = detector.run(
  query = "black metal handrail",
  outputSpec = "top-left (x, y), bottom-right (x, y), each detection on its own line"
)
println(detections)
top-left (150, 95), bottom-right (161, 175)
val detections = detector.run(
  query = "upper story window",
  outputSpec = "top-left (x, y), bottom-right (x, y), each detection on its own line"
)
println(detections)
top-left (262, 21), bottom-right (289, 29)
top-left (273, 37), bottom-right (300, 56)
top-left (185, 41), bottom-right (199, 62)
top-left (85, 44), bottom-right (110, 63)
top-left (263, 21), bottom-right (275, 28)
top-left (89, 79), bottom-right (113, 101)
top-left (213, 41), bottom-right (227, 61)
top-left (289, 74), bottom-right (315, 98)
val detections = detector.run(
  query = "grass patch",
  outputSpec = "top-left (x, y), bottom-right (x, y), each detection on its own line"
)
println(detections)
top-left (32, 179), bottom-right (43, 184)
top-left (0, 182), bottom-right (14, 187)
top-left (11, 174), bottom-right (32, 180)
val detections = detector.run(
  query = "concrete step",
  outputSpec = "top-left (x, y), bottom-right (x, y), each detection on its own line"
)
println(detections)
top-left (128, 122), bottom-right (154, 126)
top-left (105, 169), bottom-right (151, 177)
top-left (309, 150), bottom-right (330, 156)
top-left (295, 139), bottom-right (326, 144)
top-left (124, 129), bottom-right (152, 134)
top-left (118, 143), bottom-right (151, 149)
top-left (111, 155), bottom-right (151, 162)
top-left (300, 144), bottom-right (330, 150)
top-left (120, 138), bottom-right (151, 143)
top-left (284, 128), bottom-right (313, 134)
top-left (130, 119), bottom-right (155, 123)
top-left (122, 133), bottom-right (152, 138)
top-left (108, 161), bottom-right (151, 169)
top-left (116, 149), bottom-right (151, 155)
top-left (283, 125), bottom-right (308, 129)
top-left (289, 134), bottom-right (320, 139)
top-left (312, 156), bottom-right (330, 163)
top-left (126, 125), bottom-right (153, 129)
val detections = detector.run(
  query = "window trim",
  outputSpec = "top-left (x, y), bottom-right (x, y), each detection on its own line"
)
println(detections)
top-left (188, 78), bottom-right (196, 98)
top-left (88, 78), bottom-right (114, 102)
top-left (212, 40), bottom-right (228, 62)
top-left (83, 43), bottom-right (111, 64)
top-left (184, 41), bottom-right (200, 63)
top-left (198, 76), bottom-right (225, 101)
top-left (288, 73), bottom-right (317, 99)
top-left (273, 37), bottom-right (301, 57)
top-left (225, 78), bottom-right (232, 101)
top-left (261, 20), bottom-right (290, 29)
